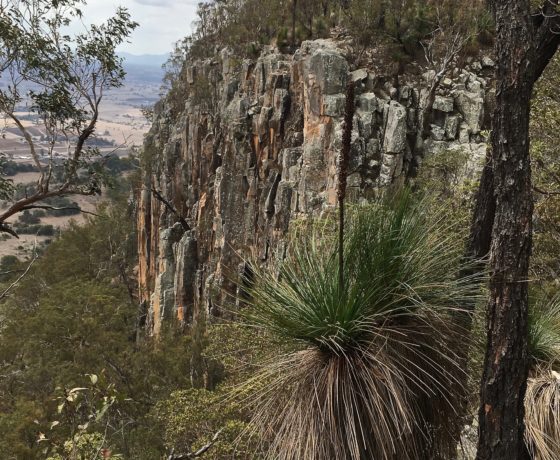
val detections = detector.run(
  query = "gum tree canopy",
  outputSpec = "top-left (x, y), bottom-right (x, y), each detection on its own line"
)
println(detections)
top-left (0, 0), bottom-right (137, 237)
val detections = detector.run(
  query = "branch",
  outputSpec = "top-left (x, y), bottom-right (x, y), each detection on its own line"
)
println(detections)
top-left (0, 269), bottom-right (25, 276)
top-left (338, 81), bottom-right (355, 293)
top-left (150, 187), bottom-right (190, 231)
top-left (62, 101), bottom-right (101, 186)
top-left (533, 0), bottom-right (560, 81)
top-left (19, 205), bottom-right (101, 217)
top-left (0, 185), bottom-right (99, 225)
top-left (0, 249), bottom-right (38, 301)
top-left (533, 185), bottom-right (560, 196)
top-left (6, 111), bottom-right (44, 176)
top-left (0, 223), bottom-right (19, 238)
top-left (167, 429), bottom-right (223, 460)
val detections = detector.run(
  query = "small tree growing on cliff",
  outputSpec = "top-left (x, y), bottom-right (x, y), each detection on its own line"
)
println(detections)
top-left (0, 0), bottom-right (138, 237)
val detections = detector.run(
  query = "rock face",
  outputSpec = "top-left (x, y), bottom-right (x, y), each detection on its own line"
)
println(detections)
top-left (137, 39), bottom-right (492, 335)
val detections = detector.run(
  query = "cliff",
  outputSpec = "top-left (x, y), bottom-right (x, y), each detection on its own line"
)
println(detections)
top-left (137, 39), bottom-right (493, 335)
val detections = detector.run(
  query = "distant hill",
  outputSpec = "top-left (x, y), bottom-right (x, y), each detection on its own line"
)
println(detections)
top-left (120, 53), bottom-right (168, 85)
top-left (0, 52), bottom-right (168, 88)
top-left (120, 52), bottom-right (170, 68)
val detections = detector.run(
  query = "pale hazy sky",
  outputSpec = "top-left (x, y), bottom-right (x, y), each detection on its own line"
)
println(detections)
top-left (80, 0), bottom-right (201, 55)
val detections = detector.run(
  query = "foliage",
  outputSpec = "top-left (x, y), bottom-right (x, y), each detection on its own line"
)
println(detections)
top-left (531, 54), bottom-right (560, 283)
top-left (43, 375), bottom-right (124, 460)
top-left (0, 160), bottom-right (38, 177)
top-left (161, 0), bottom-right (491, 98)
top-left (18, 210), bottom-right (40, 225)
top-left (528, 292), bottom-right (560, 371)
top-left (413, 145), bottom-right (481, 224)
top-left (0, 194), bottom-right (193, 459)
top-left (13, 222), bottom-right (55, 236)
top-left (181, 0), bottom-right (490, 60)
top-left (154, 388), bottom-right (256, 459)
top-left (47, 432), bottom-right (123, 460)
top-left (241, 192), bottom-right (485, 459)
top-left (151, 322), bottom-right (285, 458)
top-left (0, 154), bottom-right (16, 200)
top-left (0, 188), bottom-right (277, 458)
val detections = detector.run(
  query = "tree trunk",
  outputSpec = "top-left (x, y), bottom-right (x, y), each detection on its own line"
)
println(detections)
top-left (475, 1), bottom-right (535, 458)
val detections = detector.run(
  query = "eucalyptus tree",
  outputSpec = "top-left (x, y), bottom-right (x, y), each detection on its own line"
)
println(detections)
top-left (463, 1), bottom-right (560, 458)
top-left (0, 0), bottom-right (138, 237)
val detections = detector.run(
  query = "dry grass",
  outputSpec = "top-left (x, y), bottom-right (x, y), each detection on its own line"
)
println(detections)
top-left (245, 318), bottom-right (466, 460)
top-left (525, 370), bottom-right (560, 460)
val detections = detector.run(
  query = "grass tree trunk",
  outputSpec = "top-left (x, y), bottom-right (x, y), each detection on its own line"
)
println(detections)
top-left (338, 81), bottom-right (355, 292)
top-left (475, 1), bottom-right (560, 458)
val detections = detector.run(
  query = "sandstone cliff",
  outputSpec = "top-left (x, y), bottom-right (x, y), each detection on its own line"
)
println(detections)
top-left (137, 39), bottom-right (493, 335)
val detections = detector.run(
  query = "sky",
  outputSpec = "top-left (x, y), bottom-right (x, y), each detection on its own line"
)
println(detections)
top-left (79, 0), bottom-right (201, 55)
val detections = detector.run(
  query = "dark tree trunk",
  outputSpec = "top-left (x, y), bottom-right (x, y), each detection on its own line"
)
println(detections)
top-left (476, 58), bottom-right (533, 460)
top-left (474, 1), bottom-right (560, 459)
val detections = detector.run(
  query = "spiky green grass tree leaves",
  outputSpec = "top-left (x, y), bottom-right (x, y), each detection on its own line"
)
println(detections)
top-left (241, 192), bottom-right (485, 460)
top-left (525, 293), bottom-right (560, 460)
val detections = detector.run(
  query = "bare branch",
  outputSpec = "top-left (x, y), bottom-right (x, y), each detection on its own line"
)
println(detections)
top-left (0, 222), bottom-right (19, 238)
top-left (5, 112), bottom-right (44, 176)
top-left (167, 429), bottom-right (223, 460)
top-left (20, 204), bottom-right (101, 217)
top-left (0, 248), bottom-right (38, 301)
top-left (533, 185), bottom-right (560, 196)
top-left (533, 0), bottom-right (560, 80)
top-left (0, 186), bottom-right (98, 225)
top-left (150, 187), bottom-right (190, 231)
top-left (419, 14), bottom-right (471, 143)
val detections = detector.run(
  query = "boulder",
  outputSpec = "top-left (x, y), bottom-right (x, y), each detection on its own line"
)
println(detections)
top-left (455, 91), bottom-right (485, 134)
top-left (433, 95), bottom-right (454, 113)
top-left (358, 93), bottom-right (378, 112)
top-left (350, 68), bottom-right (368, 82)
top-left (383, 101), bottom-right (407, 154)
top-left (309, 48), bottom-right (348, 95)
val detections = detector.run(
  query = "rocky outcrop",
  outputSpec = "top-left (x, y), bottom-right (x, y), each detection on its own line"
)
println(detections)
top-left (138, 39), bottom-right (493, 335)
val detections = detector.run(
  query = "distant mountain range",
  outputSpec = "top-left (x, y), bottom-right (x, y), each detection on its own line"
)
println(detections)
top-left (119, 52), bottom-right (169, 85)
top-left (0, 53), bottom-right (168, 92)
top-left (119, 52), bottom-right (170, 68)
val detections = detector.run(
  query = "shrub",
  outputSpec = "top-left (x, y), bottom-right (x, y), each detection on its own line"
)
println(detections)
top-left (37, 224), bottom-right (55, 236)
top-left (18, 210), bottom-right (41, 225)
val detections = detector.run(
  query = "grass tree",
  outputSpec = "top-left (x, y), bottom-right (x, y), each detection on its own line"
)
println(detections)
top-left (241, 192), bottom-right (485, 460)
top-left (525, 293), bottom-right (560, 460)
